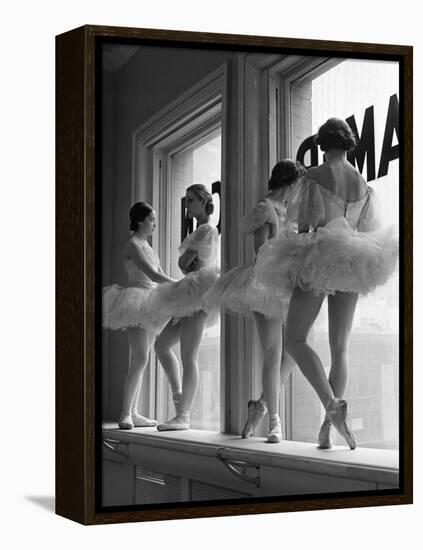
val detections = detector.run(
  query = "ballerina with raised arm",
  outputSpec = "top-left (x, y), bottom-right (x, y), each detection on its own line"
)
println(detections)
top-left (254, 118), bottom-right (399, 449)
top-left (103, 202), bottom-right (177, 430)
top-left (152, 184), bottom-right (220, 431)
top-left (205, 160), bottom-right (304, 442)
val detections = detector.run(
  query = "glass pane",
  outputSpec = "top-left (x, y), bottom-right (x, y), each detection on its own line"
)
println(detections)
top-left (290, 60), bottom-right (399, 449)
top-left (166, 129), bottom-right (221, 431)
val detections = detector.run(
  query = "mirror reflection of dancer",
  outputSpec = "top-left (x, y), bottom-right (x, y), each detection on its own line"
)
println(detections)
top-left (255, 118), bottom-right (399, 449)
top-left (102, 202), bottom-right (176, 430)
top-left (205, 160), bottom-right (304, 442)
top-left (153, 184), bottom-right (220, 431)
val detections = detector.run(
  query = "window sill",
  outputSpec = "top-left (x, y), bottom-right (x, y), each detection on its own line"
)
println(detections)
top-left (102, 423), bottom-right (399, 491)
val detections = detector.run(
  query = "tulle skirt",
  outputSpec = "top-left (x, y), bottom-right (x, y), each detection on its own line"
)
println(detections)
top-left (204, 265), bottom-right (291, 322)
top-left (148, 266), bottom-right (220, 328)
top-left (254, 217), bottom-right (399, 297)
top-left (102, 284), bottom-right (168, 332)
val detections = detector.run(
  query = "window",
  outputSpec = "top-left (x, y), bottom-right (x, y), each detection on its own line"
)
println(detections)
top-left (132, 65), bottom-right (227, 430)
top-left (165, 129), bottom-right (222, 430)
top-left (287, 59), bottom-right (399, 449)
top-left (131, 55), bottom-right (399, 451)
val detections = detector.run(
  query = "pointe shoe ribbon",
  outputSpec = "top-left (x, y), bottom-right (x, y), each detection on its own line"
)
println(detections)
top-left (172, 391), bottom-right (183, 415)
top-left (326, 398), bottom-right (356, 450)
top-left (317, 415), bottom-right (332, 449)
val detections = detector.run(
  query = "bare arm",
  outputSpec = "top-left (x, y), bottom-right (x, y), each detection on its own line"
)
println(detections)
top-left (127, 241), bottom-right (176, 283)
top-left (253, 223), bottom-right (271, 255)
top-left (178, 249), bottom-right (199, 274)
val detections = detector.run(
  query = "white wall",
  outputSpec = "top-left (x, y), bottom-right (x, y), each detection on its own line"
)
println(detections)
top-left (2, 1), bottom-right (421, 549)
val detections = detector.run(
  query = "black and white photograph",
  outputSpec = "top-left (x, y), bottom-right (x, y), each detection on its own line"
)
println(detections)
top-left (100, 37), bottom-right (402, 509)
top-left (4, 0), bottom-right (421, 545)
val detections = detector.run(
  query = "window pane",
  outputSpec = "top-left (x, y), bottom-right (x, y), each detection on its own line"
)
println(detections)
top-left (290, 60), bottom-right (399, 449)
top-left (167, 129), bottom-right (221, 431)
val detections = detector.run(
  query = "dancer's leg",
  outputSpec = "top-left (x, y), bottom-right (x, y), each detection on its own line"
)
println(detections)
top-left (249, 313), bottom-right (283, 442)
top-left (286, 287), bottom-right (356, 449)
top-left (130, 330), bottom-right (158, 427)
top-left (157, 311), bottom-right (206, 430)
top-left (254, 332), bottom-right (296, 401)
top-left (253, 313), bottom-right (283, 416)
top-left (154, 321), bottom-right (183, 410)
top-left (179, 311), bottom-right (207, 414)
top-left (119, 327), bottom-right (153, 429)
top-left (248, 325), bottom-right (296, 418)
top-left (285, 287), bottom-right (331, 406)
top-left (318, 292), bottom-right (359, 448)
top-left (280, 324), bottom-right (297, 386)
top-left (327, 291), bottom-right (359, 397)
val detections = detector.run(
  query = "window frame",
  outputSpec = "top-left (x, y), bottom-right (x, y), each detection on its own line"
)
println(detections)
top-left (131, 64), bottom-right (228, 426)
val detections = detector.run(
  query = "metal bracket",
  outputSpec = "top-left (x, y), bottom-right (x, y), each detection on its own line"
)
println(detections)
top-left (216, 447), bottom-right (261, 488)
top-left (103, 438), bottom-right (129, 458)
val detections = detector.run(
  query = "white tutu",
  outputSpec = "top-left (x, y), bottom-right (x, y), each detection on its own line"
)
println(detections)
top-left (204, 265), bottom-right (290, 322)
top-left (202, 197), bottom-right (292, 322)
top-left (254, 217), bottom-right (399, 296)
top-left (102, 284), bottom-right (168, 332)
top-left (148, 266), bottom-right (220, 328)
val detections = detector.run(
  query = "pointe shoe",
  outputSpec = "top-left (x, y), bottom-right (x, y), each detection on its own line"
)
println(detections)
top-left (118, 414), bottom-right (134, 430)
top-left (242, 399), bottom-right (268, 438)
top-left (326, 398), bottom-right (356, 450)
top-left (131, 412), bottom-right (158, 428)
top-left (157, 413), bottom-right (190, 431)
top-left (317, 415), bottom-right (332, 449)
top-left (267, 414), bottom-right (282, 443)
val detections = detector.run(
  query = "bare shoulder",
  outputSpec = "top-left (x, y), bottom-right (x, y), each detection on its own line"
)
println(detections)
top-left (125, 236), bottom-right (146, 257)
top-left (125, 236), bottom-right (136, 251)
top-left (356, 170), bottom-right (368, 188)
top-left (346, 163), bottom-right (368, 195)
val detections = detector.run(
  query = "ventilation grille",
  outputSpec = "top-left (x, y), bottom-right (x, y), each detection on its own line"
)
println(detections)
top-left (135, 469), bottom-right (252, 503)
top-left (190, 480), bottom-right (251, 501)
top-left (164, 474), bottom-right (183, 502)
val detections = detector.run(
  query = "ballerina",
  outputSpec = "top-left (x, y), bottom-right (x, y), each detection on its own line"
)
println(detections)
top-left (103, 202), bottom-right (176, 430)
top-left (152, 184), bottom-right (220, 431)
top-left (205, 160), bottom-right (304, 442)
top-left (254, 118), bottom-right (399, 449)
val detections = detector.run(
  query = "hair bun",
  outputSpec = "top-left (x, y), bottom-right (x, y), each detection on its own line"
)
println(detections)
top-left (268, 159), bottom-right (305, 191)
top-left (315, 118), bottom-right (357, 152)
top-left (205, 198), bottom-right (214, 215)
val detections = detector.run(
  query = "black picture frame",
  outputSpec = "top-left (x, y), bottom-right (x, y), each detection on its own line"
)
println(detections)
top-left (56, 24), bottom-right (413, 525)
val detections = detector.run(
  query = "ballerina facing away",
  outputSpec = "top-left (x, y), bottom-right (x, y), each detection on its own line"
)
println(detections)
top-left (205, 160), bottom-right (304, 442)
top-left (254, 118), bottom-right (399, 449)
